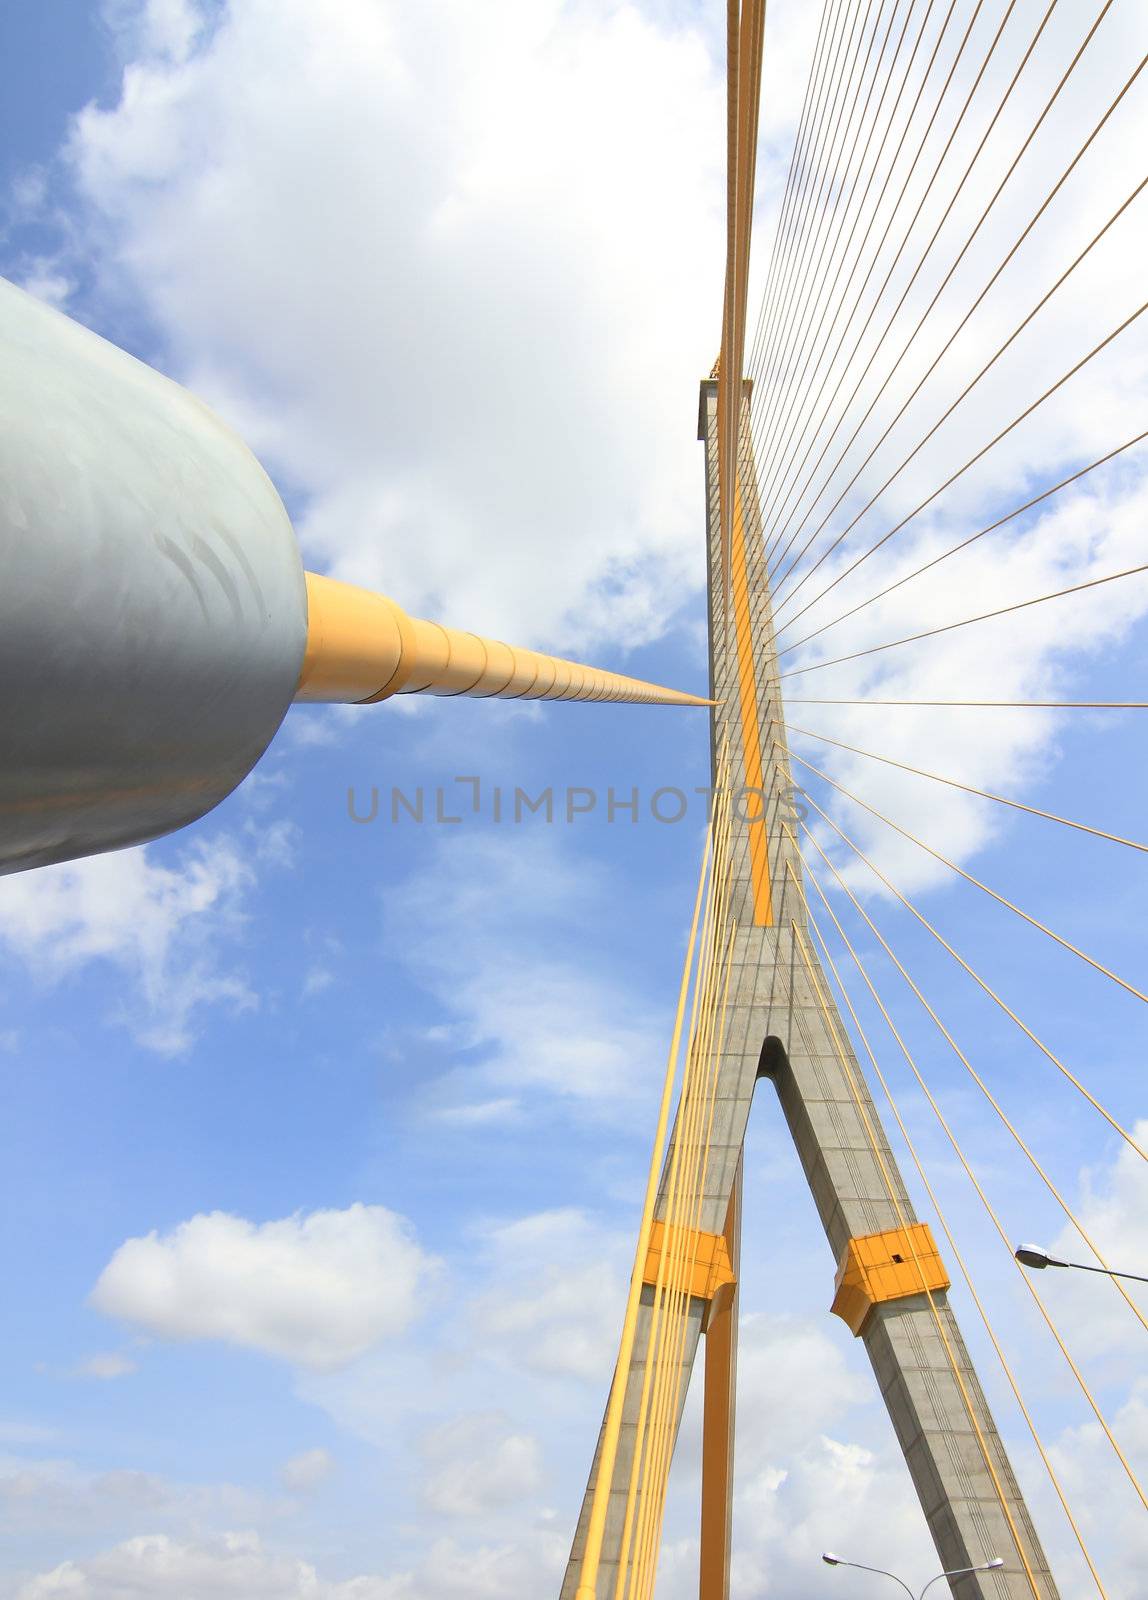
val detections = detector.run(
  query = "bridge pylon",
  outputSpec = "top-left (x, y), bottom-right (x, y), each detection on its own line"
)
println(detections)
top-left (561, 380), bottom-right (1059, 1600)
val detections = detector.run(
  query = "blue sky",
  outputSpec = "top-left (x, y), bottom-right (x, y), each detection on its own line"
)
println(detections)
top-left (1, 3), bottom-right (1147, 1597)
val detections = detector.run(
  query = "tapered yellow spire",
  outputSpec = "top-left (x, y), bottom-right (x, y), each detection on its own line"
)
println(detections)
top-left (295, 573), bottom-right (711, 707)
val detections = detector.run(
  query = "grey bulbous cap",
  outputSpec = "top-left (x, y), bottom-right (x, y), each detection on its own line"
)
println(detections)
top-left (0, 276), bottom-right (308, 874)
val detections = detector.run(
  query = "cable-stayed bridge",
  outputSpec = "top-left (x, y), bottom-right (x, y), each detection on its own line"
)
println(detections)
top-left (564, 2), bottom-right (1147, 1594)
top-left (1, 2), bottom-right (1145, 1597)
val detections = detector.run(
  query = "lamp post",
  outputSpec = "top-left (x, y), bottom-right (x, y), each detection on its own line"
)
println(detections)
top-left (821, 1553), bottom-right (1005, 1599)
top-left (1014, 1244), bottom-right (1148, 1285)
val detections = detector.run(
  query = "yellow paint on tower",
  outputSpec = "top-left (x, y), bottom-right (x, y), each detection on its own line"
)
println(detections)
top-left (729, 478), bottom-right (774, 925)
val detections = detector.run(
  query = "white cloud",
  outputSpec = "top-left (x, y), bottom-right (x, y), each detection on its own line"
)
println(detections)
top-left (722, 1431), bottom-right (937, 1600)
top-left (299, 932), bottom-right (345, 1000)
top-left (1042, 1380), bottom-right (1148, 1591)
top-left (90, 1204), bottom-right (435, 1370)
top-left (302, 967), bottom-right (337, 999)
top-left (0, 1456), bottom-right (270, 1540)
top-left (65, 0), bottom-right (728, 661)
top-left (1034, 1121), bottom-right (1148, 1369)
top-left (468, 1208), bottom-right (629, 1382)
top-left (74, 1353), bottom-right (137, 1381)
top-left (0, 838), bottom-right (257, 1054)
top-left (646, 1312), bottom-right (935, 1598)
top-left (246, 819), bottom-right (300, 871)
top-left (37, 0), bottom-right (1144, 928)
top-left (757, 4), bottom-right (1148, 890)
top-left (704, 1312), bottom-right (869, 1466)
top-left (11, 1531), bottom-right (410, 1600)
top-left (15, 263), bottom-right (73, 309)
top-left (8, 1527), bottom-right (572, 1600)
top-left (425, 1097), bottom-right (522, 1129)
top-left (409, 1533), bottom-right (566, 1598)
top-left (29, 1224), bottom-right (1146, 1598)
top-left (786, 475), bottom-right (1148, 894)
top-left (279, 1449), bottom-right (334, 1494)
top-left (389, 832), bottom-right (663, 1110)
top-left (420, 1414), bottom-right (542, 1518)
top-left (293, 1205), bottom-right (629, 1466)
top-left (11, 3), bottom-right (1148, 1595)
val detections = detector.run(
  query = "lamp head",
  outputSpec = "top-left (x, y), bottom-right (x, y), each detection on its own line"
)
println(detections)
top-left (822, 1553), bottom-right (841, 1566)
top-left (985, 1559), bottom-right (1005, 1570)
top-left (1014, 1243), bottom-right (1053, 1269)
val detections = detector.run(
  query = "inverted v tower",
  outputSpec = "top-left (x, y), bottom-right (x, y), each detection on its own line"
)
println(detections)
top-left (561, 381), bottom-right (1058, 1600)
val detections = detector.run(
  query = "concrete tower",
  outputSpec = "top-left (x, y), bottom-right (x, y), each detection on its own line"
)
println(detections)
top-left (561, 382), bottom-right (1058, 1599)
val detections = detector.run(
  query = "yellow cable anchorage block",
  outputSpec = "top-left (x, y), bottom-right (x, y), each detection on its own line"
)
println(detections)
top-left (642, 1219), bottom-right (736, 1304)
top-left (831, 1223), bottom-right (950, 1337)
top-left (294, 573), bottom-right (713, 707)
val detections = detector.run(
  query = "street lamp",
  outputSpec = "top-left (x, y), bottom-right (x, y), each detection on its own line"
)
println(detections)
top-left (1014, 1243), bottom-right (1148, 1285)
top-left (821, 1553), bottom-right (1004, 1599)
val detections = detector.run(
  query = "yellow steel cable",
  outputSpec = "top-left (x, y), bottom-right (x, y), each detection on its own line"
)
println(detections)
top-left (634, 919), bottom-right (738, 1600)
top-left (615, 771), bottom-right (733, 1598)
top-left (805, 876), bottom-right (1112, 1600)
top-left (797, 854), bottom-right (1107, 1596)
top-left (775, 168), bottom-right (1143, 613)
top-left (800, 866), bottom-right (1119, 1596)
top-left (629, 986), bottom-right (721, 1597)
top-left (614, 825), bottom-right (728, 1600)
top-left (748, 0), bottom-right (912, 475)
top-left (779, 562), bottom-right (1148, 680)
top-left (718, 0), bottom-right (739, 619)
top-left (790, 914), bottom-right (906, 1221)
top-left (718, 0), bottom-right (766, 618)
top-left (627, 916), bottom-right (724, 1594)
top-left (753, 0), bottom-right (1007, 567)
top-left (629, 827), bottom-right (735, 1596)
top-left (633, 904), bottom-right (737, 1600)
top-left (746, 0), bottom-right (879, 400)
top-left (752, 0), bottom-right (953, 548)
top-left (794, 819), bottom-right (1148, 1511)
top-left (785, 699), bottom-right (1148, 709)
top-left (631, 782), bottom-right (736, 1597)
top-left (573, 778), bottom-right (719, 1600)
top-left (776, 431), bottom-right (1148, 655)
top-left (735, 0), bottom-right (766, 342)
top-left (788, 908), bottom-right (1042, 1597)
top-left (743, 0), bottom-right (846, 408)
top-left (772, 280), bottom-right (1146, 624)
top-left (786, 758), bottom-right (1148, 1152)
top-left (757, 0), bottom-right (1034, 579)
top-left (787, 744), bottom-right (1148, 1009)
top-left (645, 921), bottom-right (738, 1580)
top-left (626, 950), bottom-right (720, 1599)
top-left (787, 723), bottom-right (1148, 854)
top-left (757, 0), bottom-right (1057, 581)
top-left (768, 5), bottom-right (1128, 610)
top-left (745, 0), bottom-right (863, 446)
top-left (796, 780), bottom-right (1148, 1305)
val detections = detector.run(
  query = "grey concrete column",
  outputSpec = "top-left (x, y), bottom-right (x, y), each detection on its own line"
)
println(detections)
top-left (698, 379), bottom-right (1058, 1599)
top-left (560, 1290), bottom-right (705, 1600)
top-left (559, 384), bottom-right (1058, 1598)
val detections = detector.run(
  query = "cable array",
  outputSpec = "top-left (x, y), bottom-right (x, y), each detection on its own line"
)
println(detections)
top-left (733, 0), bottom-right (1148, 1587)
top-left (576, 755), bottom-right (740, 1600)
top-left (796, 858), bottom-right (1108, 1595)
top-left (737, 0), bottom-right (1147, 1585)
top-left (729, 0), bottom-right (1148, 1561)
top-left (578, 1), bottom-right (1147, 1592)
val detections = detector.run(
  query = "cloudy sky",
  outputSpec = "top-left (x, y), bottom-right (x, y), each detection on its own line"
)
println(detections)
top-left (1, 1), bottom-right (1146, 1596)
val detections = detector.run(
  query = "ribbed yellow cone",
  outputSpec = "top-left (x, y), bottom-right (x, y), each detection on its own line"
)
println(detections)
top-left (294, 573), bottom-right (711, 707)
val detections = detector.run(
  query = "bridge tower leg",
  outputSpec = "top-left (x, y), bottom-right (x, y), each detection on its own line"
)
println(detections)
top-left (698, 1162), bottom-right (741, 1599)
top-left (561, 380), bottom-right (1059, 1599)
